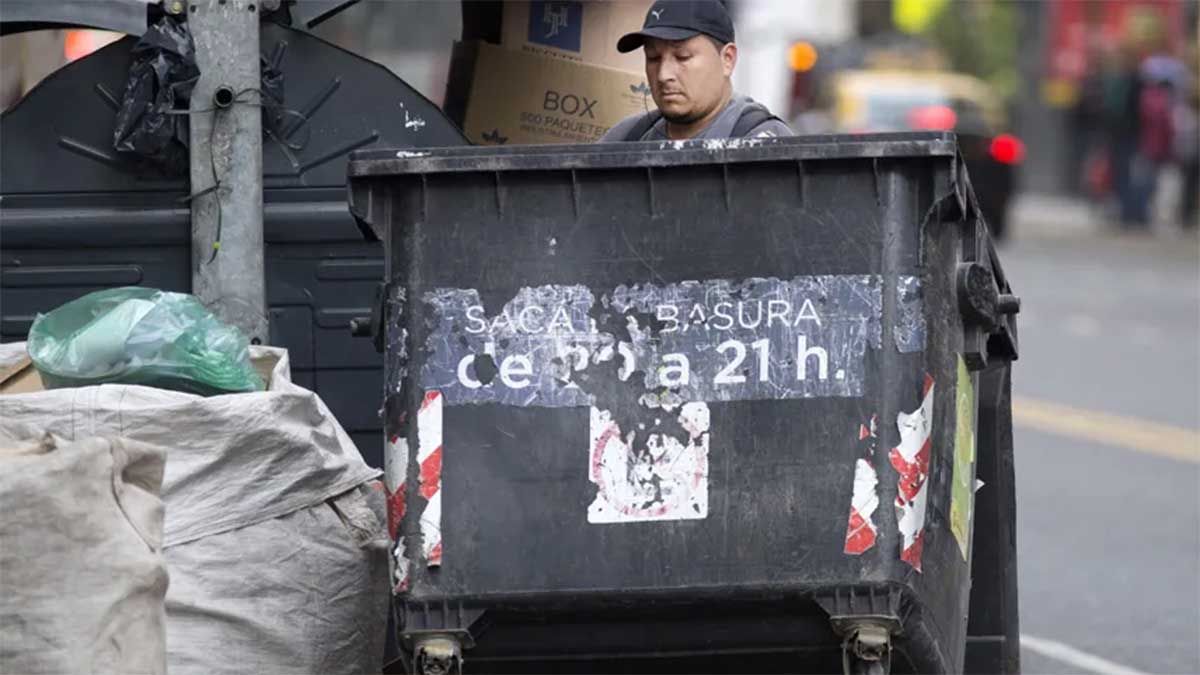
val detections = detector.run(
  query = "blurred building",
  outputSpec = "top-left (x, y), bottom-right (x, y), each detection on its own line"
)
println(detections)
top-left (743, 0), bottom-right (1199, 196)
top-left (0, 2), bottom-right (461, 112)
top-left (1027, 1), bottom-right (1195, 191)
top-left (1, 31), bottom-right (67, 111)
top-left (3, 0), bottom-right (1196, 199)
top-left (729, 0), bottom-right (857, 121)
top-left (1, 27), bottom-right (125, 111)
top-left (311, 0), bottom-right (461, 107)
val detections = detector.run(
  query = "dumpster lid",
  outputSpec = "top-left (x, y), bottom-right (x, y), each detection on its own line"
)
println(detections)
top-left (347, 131), bottom-right (957, 177)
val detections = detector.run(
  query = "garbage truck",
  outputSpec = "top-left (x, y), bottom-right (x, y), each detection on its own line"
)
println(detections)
top-left (0, 2), bottom-right (1020, 673)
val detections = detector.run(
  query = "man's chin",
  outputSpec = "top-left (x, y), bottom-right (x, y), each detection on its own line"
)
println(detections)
top-left (659, 108), bottom-right (701, 125)
top-left (652, 97), bottom-right (690, 118)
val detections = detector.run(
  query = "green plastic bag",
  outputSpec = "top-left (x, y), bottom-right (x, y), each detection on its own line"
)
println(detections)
top-left (26, 287), bottom-right (264, 396)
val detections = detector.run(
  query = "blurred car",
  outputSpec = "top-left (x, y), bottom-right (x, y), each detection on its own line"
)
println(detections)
top-left (826, 69), bottom-right (1023, 239)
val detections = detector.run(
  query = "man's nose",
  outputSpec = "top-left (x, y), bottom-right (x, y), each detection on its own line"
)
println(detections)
top-left (655, 57), bottom-right (679, 84)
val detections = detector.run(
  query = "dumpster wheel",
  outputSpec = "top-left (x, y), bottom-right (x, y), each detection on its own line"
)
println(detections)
top-left (413, 636), bottom-right (463, 675)
top-left (841, 622), bottom-right (892, 675)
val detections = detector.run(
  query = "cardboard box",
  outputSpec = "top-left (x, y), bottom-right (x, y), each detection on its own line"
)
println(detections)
top-left (0, 354), bottom-right (43, 395)
top-left (445, 41), bottom-right (654, 146)
top-left (501, 0), bottom-right (652, 73)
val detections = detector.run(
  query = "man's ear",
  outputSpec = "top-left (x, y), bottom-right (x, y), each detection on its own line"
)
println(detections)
top-left (722, 42), bottom-right (738, 77)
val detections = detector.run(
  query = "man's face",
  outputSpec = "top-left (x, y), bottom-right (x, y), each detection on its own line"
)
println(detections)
top-left (644, 35), bottom-right (736, 124)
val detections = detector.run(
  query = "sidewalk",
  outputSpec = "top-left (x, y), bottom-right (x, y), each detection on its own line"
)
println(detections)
top-left (1008, 193), bottom-right (1103, 240)
top-left (1008, 190), bottom-right (1198, 249)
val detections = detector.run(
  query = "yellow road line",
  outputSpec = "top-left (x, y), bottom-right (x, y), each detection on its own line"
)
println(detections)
top-left (1012, 397), bottom-right (1200, 464)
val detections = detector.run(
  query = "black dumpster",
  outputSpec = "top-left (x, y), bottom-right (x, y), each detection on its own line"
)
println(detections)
top-left (347, 132), bottom-right (1020, 675)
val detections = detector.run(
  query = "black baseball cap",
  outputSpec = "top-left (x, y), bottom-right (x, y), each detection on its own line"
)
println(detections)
top-left (617, 0), bottom-right (735, 53)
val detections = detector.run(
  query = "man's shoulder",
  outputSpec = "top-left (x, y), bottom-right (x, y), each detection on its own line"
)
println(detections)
top-left (599, 100), bottom-right (793, 142)
top-left (728, 95), bottom-right (794, 138)
top-left (600, 111), bottom-right (659, 143)
top-left (746, 117), bottom-right (795, 139)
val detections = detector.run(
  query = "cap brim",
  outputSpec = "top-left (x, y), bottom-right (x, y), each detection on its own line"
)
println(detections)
top-left (617, 26), bottom-right (702, 53)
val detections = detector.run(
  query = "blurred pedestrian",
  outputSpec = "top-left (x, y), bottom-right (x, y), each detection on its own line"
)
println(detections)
top-left (1072, 64), bottom-right (1108, 197)
top-left (1128, 75), bottom-right (1176, 227)
top-left (1175, 87), bottom-right (1199, 229)
top-left (1072, 37), bottom-right (1110, 198)
top-left (1173, 41), bottom-right (1199, 230)
top-left (1102, 46), bottom-right (1144, 226)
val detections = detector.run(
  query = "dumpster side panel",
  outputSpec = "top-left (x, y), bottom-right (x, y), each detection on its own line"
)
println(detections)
top-left (395, 159), bottom-right (906, 597)
top-left (965, 363), bottom-right (1021, 674)
top-left (894, 186), bottom-right (976, 674)
top-left (352, 136), bottom-right (992, 673)
top-left (403, 160), bottom-right (958, 583)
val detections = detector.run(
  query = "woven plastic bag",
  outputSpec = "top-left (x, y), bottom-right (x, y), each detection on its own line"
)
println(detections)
top-left (26, 287), bottom-right (263, 395)
top-left (0, 425), bottom-right (168, 675)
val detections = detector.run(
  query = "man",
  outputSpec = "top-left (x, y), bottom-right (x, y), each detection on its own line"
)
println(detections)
top-left (601, 0), bottom-right (792, 142)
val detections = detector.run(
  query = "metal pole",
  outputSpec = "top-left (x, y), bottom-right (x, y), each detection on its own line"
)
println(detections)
top-left (188, 0), bottom-right (268, 345)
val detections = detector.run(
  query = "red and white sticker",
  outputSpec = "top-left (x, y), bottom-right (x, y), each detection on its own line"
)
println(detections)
top-left (890, 375), bottom-right (934, 572)
top-left (418, 391), bottom-right (444, 567)
top-left (844, 417), bottom-right (880, 555)
top-left (384, 432), bottom-right (411, 591)
top-left (588, 402), bottom-right (710, 524)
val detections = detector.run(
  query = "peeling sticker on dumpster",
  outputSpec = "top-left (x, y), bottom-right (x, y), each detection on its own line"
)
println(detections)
top-left (845, 459), bottom-right (879, 554)
top-left (390, 437), bottom-right (411, 592)
top-left (393, 539), bottom-right (410, 593)
top-left (609, 276), bottom-right (881, 401)
top-left (384, 434), bottom-right (409, 540)
top-left (418, 391), bottom-right (444, 567)
top-left (385, 285), bottom-right (409, 396)
top-left (420, 286), bottom-right (601, 408)
top-left (892, 375), bottom-right (934, 572)
top-left (417, 276), bottom-right (926, 408)
top-left (387, 433), bottom-right (411, 592)
top-left (895, 275), bottom-right (927, 353)
top-left (844, 416), bottom-right (880, 554)
top-left (588, 402), bottom-right (710, 523)
top-left (950, 356), bottom-right (976, 560)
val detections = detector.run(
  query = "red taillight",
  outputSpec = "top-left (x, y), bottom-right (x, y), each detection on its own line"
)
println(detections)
top-left (990, 134), bottom-right (1025, 165)
top-left (908, 105), bottom-right (957, 131)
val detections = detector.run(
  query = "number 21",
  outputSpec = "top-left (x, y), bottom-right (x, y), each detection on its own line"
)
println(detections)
top-left (714, 339), bottom-right (770, 385)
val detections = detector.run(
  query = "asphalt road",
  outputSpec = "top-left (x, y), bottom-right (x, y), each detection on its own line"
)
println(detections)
top-left (996, 227), bottom-right (1200, 675)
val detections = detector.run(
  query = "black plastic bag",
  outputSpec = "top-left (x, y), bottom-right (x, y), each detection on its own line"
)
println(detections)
top-left (112, 17), bottom-right (199, 174)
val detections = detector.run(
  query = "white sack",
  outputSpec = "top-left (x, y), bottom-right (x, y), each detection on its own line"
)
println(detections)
top-left (0, 344), bottom-right (389, 675)
top-left (0, 424), bottom-right (168, 675)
